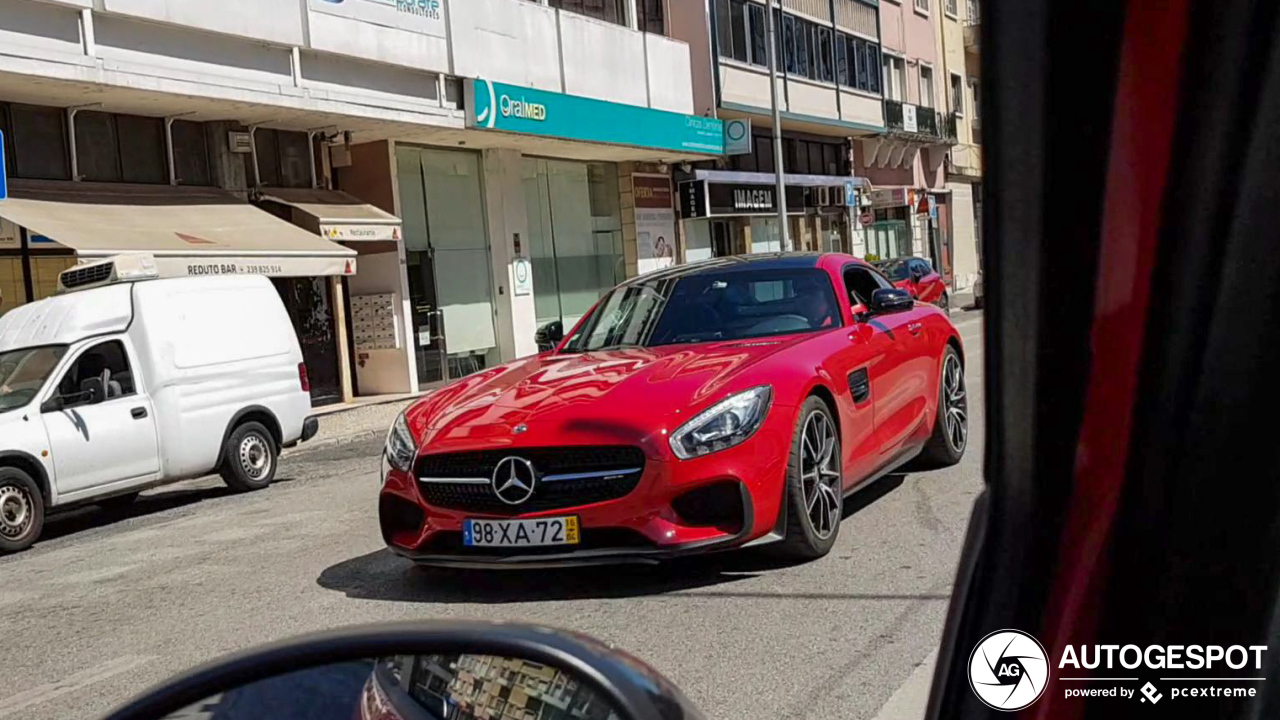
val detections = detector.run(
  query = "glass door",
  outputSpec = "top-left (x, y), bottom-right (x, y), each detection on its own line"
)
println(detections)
top-left (396, 146), bottom-right (497, 387)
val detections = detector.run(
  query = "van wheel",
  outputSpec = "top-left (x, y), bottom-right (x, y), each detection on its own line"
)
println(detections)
top-left (0, 468), bottom-right (44, 554)
top-left (220, 422), bottom-right (278, 492)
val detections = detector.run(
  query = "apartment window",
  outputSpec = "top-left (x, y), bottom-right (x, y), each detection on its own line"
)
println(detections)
top-left (252, 128), bottom-right (312, 188)
top-left (914, 0), bottom-right (930, 12)
top-left (754, 135), bottom-right (775, 174)
top-left (950, 72), bottom-right (964, 115)
top-left (782, 15), bottom-right (797, 73)
top-left (867, 42), bottom-right (881, 93)
top-left (74, 112), bottom-right (167, 184)
top-left (883, 54), bottom-right (906, 101)
top-left (728, 0), bottom-right (748, 62)
top-left (919, 65), bottom-right (935, 107)
top-left (636, 0), bottom-right (664, 34)
top-left (7, 104), bottom-right (69, 181)
top-left (548, 0), bottom-right (625, 26)
top-left (970, 78), bottom-right (981, 120)
top-left (171, 119), bottom-right (211, 186)
top-left (836, 35), bottom-right (849, 85)
top-left (748, 3), bottom-right (767, 67)
top-left (945, 0), bottom-right (958, 15)
top-left (816, 27), bottom-right (833, 83)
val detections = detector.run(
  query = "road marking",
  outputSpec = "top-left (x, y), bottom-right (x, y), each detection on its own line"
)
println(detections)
top-left (0, 654), bottom-right (155, 718)
top-left (870, 648), bottom-right (938, 720)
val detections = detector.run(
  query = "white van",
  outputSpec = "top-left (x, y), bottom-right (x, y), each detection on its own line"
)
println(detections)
top-left (0, 255), bottom-right (318, 552)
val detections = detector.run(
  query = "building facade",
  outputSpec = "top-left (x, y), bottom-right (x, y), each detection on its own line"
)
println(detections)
top-left (939, 0), bottom-right (982, 291)
top-left (0, 0), bottom-right (721, 404)
top-left (669, 0), bottom-right (885, 258)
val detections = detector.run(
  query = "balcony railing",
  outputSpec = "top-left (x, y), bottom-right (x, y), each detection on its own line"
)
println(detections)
top-left (884, 100), bottom-right (958, 144)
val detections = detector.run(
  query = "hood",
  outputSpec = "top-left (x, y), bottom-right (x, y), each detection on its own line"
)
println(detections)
top-left (405, 336), bottom-right (813, 449)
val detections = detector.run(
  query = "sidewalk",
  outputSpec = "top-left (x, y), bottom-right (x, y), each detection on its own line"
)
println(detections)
top-left (300, 392), bottom-right (428, 451)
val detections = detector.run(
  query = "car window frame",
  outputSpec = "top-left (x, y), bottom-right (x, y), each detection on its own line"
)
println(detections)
top-left (841, 262), bottom-right (894, 313)
top-left (47, 337), bottom-right (140, 411)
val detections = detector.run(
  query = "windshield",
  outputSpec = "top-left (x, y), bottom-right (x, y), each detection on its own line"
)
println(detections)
top-left (563, 268), bottom-right (840, 351)
top-left (877, 260), bottom-right (911, 281)
top-left (0, 345), bottom-right (67, 413)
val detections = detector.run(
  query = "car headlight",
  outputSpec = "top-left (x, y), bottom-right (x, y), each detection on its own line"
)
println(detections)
top-left (384, 412), bottom-right (417, 473)
top-left (669, 385), bottom-right (773, 460)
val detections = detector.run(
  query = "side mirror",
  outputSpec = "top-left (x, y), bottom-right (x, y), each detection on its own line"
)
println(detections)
top-left (101, 621), bottom-right (706, 720)
top-left (79, 377), bottom-right (106, 405)
top-left (39, 396), bottom-right (63, 413)
top-left (535, 320), bottom-right (564, 352)
top-left (869, 288), bottom-right (914, 314)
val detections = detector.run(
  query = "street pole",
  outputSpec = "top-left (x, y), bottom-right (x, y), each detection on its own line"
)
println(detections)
top-left (763, 0), bottom-right (791, 251)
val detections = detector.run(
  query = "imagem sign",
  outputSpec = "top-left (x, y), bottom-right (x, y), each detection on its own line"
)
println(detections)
top-left (466, 79), bottom-right (724, 155)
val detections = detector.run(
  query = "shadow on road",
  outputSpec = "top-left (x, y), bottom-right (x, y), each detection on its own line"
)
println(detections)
top-left (38, 475), bottom-right (300, 544)
top-left (317, 473), bottom-right (909, 604)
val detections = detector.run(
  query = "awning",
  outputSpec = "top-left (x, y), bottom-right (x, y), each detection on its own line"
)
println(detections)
top-left (0, 180), bottom-right (357, 278)
top-left (257, 188), bottom-right (401, 243)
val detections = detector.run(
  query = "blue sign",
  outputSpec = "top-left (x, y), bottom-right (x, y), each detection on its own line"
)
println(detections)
top-left (844, 181), bottom-right (856, 207)
top-left (466, 79), bottom-right (724, 155)
top-left (0, 130), bottom-right (7, 201)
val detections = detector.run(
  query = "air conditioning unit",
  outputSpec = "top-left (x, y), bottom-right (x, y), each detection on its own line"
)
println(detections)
top-left (815, 187), bottom-right (830, 206)
top-left (832, 186), bottom-right (848, 207)
top-left (58, 254), bottom-right (160, 294)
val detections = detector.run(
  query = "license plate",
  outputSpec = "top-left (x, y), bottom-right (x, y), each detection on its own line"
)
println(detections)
top-left (463, 516), bottom-right (580, 547)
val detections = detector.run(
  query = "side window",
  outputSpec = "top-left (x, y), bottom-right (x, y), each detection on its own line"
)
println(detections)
top-left (54, 340), bottom-right (136, 408)
top-left (843, 266), bottom-right (888, 308)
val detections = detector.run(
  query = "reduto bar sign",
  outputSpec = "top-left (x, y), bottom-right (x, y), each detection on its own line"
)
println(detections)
top-left (969, 630), bottom-right (1269, 710)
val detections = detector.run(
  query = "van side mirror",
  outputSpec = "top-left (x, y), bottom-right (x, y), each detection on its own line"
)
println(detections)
top-left (535, 321), bottom-right (564, 352)
top-left (39, 396), bottom-right (63, 413)
top-left (869, 288), bottom-right (914, 315)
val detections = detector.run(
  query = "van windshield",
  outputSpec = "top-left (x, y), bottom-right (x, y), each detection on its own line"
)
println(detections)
top-left (0, 345), bottom-right (68, 413)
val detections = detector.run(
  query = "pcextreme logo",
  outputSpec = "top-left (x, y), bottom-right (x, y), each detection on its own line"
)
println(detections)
top-left (968, 630), bottom-right (1269, 709)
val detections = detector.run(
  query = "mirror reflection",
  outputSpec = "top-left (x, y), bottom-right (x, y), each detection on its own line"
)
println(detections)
top-left (165, 654), bottom-right (623, 720)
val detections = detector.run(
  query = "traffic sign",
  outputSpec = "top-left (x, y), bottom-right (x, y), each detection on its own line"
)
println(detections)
top-left (859, 212), bottom-right (874, 226)
top-left (0, 130), bottom-right (7, 201)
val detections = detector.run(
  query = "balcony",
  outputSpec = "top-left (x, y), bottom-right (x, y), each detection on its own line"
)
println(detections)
top-left (947, 142), bottom-right (983, 178)
top-left (884, 100), bottom-right (956, 143)
top-left (964, 0), bottom-right (980, 51)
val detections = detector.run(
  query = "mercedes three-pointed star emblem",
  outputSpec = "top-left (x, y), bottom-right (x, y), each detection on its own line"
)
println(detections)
top-left (491, 456), bottom-right (537, 505)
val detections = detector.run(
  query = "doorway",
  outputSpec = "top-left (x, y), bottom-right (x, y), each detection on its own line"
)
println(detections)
top-left (396, 146), bottom-right (497, 388)
top-left (272, 277), bottom-right (341, 406)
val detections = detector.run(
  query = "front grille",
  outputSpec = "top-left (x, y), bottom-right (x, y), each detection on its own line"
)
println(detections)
top-left (60, 262), bottom-right (113, 289)
top-left (416, 446), bottom-right (645, 515)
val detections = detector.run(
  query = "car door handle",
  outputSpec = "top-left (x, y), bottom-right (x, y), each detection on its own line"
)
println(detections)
top-left (908, 322), bottom-right (924, 336)
top-left (131, 407), bottom-right (148, 419)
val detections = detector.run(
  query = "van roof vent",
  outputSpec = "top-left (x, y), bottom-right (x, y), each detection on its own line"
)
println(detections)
top-left (57, 254), bottom-right (160, 294)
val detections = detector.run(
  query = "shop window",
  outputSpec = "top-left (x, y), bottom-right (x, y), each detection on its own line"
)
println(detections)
top-left (75, 111), bottom-right (122, 183)
top-left (171, 119), bottom-right (211, 186)
top-left (117, 115), bottom-right (167, 184)
top-left (8, 103), bottom-right (70, 181)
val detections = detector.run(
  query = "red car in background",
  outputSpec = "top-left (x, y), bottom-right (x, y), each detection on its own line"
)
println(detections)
top-left (876, 257), bottom-right (950, 311)
top-left (379, 253), bottom-right (968, 568)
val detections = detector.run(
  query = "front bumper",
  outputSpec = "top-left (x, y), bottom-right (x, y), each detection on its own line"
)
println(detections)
top-left (378, 407), bottom-right (796, 567)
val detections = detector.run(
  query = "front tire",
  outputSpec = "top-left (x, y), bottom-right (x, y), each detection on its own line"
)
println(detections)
top-left (939, 291), bottom-right (951, 313)
top-left (219, 422), bottom-right (278, 492)
top-left (918, 345), bottom-right (968, 468)
top-left (776, 397), bottom-right (843, 561)
top-left (0, 467), bottom-right (44, 554)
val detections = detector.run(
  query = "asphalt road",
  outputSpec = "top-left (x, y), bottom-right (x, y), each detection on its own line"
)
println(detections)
top-left (0, 311), bottom-right (985, 720)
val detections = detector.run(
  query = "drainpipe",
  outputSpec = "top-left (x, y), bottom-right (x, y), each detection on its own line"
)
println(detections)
top-left (164, 113), bottom-right (195, 185)
top-left (306, 130), bottom-right (319, 189)
top-left (65, 103), bottom-right (101, 181)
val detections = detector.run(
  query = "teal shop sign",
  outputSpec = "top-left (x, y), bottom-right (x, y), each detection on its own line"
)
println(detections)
top-left (466, 79), bottom-right (724, 155)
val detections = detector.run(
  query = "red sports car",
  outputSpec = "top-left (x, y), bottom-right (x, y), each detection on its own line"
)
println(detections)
top-left (379, 253), bottom-right (967, 566)
top-left (876, 257), bottom-right (949, 311)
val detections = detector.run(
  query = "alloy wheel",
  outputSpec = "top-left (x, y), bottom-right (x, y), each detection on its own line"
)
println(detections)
top-left (0, 485), bottom-right (33, 540)
top-left (800, 410), bottom-right (842, 540)
top-left (239, 435), bottom-right (272, 481)
top-left (943, 354), bottom-right (968, 454)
